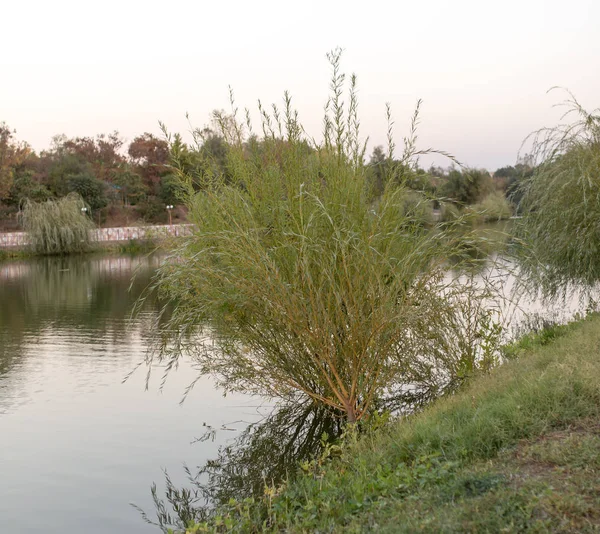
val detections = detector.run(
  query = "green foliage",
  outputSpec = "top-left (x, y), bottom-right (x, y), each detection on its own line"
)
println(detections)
top-left (469, 191), bottom-right (512, 222)
top-left (47, 152), bottom-right (91, 196)
top-left (67, 172), bottom-right (108, 211)
top-left (0, 123), bottom-right (32, 201)
top-left (160, 174), bottom-right (186, 205)
top-left (399, 190), bottom-right (434, 225)
top-left (113, 169), bottom-right (148, 205)
top-left (440, 201), bottom-right (461, 221)
top-left (137, 195), bottom-right (167, 223)
top-left (182, 312), bottom-right (600, 533)
top-left (0, 129), bottom-right (179, 227)
top-left (19, 193), bottom-right (95, 255)
top-left (148, 50), bottom-right (499, 424)
top-left (8, 171), bottom-right (52, 205)
top-left (516, 89), bottom-right (600, 294)
top-left (441, 167), bottom-right (494, 205)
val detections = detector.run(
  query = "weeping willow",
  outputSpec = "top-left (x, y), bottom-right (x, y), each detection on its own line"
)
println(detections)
top-left (516, 89), bottom-right (600, 295)
top-left (20, 193), bottom-right (95, 255)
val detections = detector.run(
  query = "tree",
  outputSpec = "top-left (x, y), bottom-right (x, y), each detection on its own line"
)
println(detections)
top-left (0, 123), bottom-right (32, 201)
top-left (128, 133), bottom-right (169, 193)
top-left (112, 168), bottom-right (147, 205)
top-left (367, 145), bottom-right (387, 196)
top-left (441, 167), bottom-right (493, 205)
top-left (146, 52), bottom-right (495, 423)
top-left (8, 171), bottom-right (52, 206)
top-left (62, 132), bottom-right (125, 184)
top-left (19, 193), bottom-right (95, 255)
top-left (516, 90), bottom-right (600, 294)
top-left (67, 172), bottom-right (108, 211)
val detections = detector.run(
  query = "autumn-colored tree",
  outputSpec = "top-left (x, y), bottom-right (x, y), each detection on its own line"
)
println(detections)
top-left (62, 132), bottom-right (125, 184)
top-left (0, 123), bottom-right (32, 201)
top-left (128, 133), bottom-right (169, 192)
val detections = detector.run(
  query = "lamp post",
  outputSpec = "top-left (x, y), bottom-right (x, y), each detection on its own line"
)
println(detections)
top-left (166, 205), bottom-right (174, 226)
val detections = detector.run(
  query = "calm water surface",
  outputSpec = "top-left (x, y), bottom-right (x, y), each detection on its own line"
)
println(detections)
top-left (0, 247), bottom-right (594, 532)
top-left (0, 254), bottom-right (261, 533)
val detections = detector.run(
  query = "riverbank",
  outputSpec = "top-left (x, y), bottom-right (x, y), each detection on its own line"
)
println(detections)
top-left (192, 314), bottom-right (600, 533)
top-left (0, 224), bottom-right (191, 259)
top-left (0, 223), bottom-right (192, 249)
top-left (0, 240), bottom-right (158, 260)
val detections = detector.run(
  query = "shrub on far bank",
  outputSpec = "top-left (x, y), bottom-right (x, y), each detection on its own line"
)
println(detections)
top-left (440, 201), bottom-right (461, 222)
top-left (469, 191), bottom-right (512, 222)
top-left (401, 191), bottom-right (434, 225)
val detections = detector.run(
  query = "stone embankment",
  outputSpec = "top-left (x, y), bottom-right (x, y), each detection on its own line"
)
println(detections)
top-left (0, 224), bottom-right (193, 249)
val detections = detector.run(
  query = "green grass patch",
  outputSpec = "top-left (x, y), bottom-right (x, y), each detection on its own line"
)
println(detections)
top-left (183, 313), bottom-right (600, 533)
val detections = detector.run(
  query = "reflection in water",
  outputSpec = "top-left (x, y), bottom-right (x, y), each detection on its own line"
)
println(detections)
top-left (0, 254), bottom-right (163, 415)
top-left (2, 239), bottom-right (598, 534)
top-left (0, 253), bottom-right (260, 534)
top-left (145, 401), bottom-right (343, 532)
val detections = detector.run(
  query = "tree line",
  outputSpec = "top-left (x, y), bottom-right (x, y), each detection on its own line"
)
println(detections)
top-left (0, 117), bottom-right (534, 230)
top-left (0, 124), bottom-right (222, 229)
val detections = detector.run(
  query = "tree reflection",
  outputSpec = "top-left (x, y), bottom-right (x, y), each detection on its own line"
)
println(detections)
top-left (143, 401), bottom-right (343, 532)
top-left (0, 253), bottom-right (167, 413)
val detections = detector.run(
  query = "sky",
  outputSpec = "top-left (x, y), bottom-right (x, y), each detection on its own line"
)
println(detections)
top-left (2, 0), bottom-right (599, 170)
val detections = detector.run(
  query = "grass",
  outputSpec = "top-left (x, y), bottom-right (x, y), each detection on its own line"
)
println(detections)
top-left (183, 313), bottom-right (600, 533)
top-left (0, 248), bottom-right (29, 260)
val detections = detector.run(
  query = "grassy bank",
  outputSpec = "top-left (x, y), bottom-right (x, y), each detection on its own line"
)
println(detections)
top-left (187, 315), bottom-right (600, 533)
top-left (0, 239), bottom-right (160, 260)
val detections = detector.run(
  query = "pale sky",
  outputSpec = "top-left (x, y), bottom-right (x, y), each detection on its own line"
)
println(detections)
top-left (2, 0), bottom-right (599, 170)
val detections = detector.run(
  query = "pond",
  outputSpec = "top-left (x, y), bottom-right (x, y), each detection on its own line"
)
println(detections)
top-left (0, 247), bottom-right (594, 532)
top-left (0, 253), bottom-right (265, 533)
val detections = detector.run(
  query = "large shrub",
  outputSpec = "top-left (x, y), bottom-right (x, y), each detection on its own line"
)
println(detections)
top-left (149, 52), bottom-right (497, 423)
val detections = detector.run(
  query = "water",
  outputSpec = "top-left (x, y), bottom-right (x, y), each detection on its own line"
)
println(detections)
top-left (0, 254), bottom-right (263, 533)
top-left (0, 248), bottom-right (595, 532)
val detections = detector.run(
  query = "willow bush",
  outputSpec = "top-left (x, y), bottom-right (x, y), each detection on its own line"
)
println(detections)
top-left (469, 191), bottom-right (512, 222)
top-left (149, 51), bottom-right (498, 423)
top-left (20, 193), bottom-right (94, 255)
top-left (516, 89), bottom-right (600, 295)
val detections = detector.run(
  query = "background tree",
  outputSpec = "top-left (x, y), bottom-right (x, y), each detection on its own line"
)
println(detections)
top-left (0, 123), bottom-right (32, 201)
top-left (8, 172), bottom-right (52, 206)
top-left (66, 172), bottom-right (108, 211)
top-left (128, 133), bottom-right (169, 193)
top-left (367, 145), bottom-right (387, 196)
top-left (62, 132), bottom-right (125, 184)
top-left (441, 167), bottom-right (493, 205)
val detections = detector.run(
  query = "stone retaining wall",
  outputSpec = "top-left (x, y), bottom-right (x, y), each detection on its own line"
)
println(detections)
top-left (0, 224), bottom-right (193, 249)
